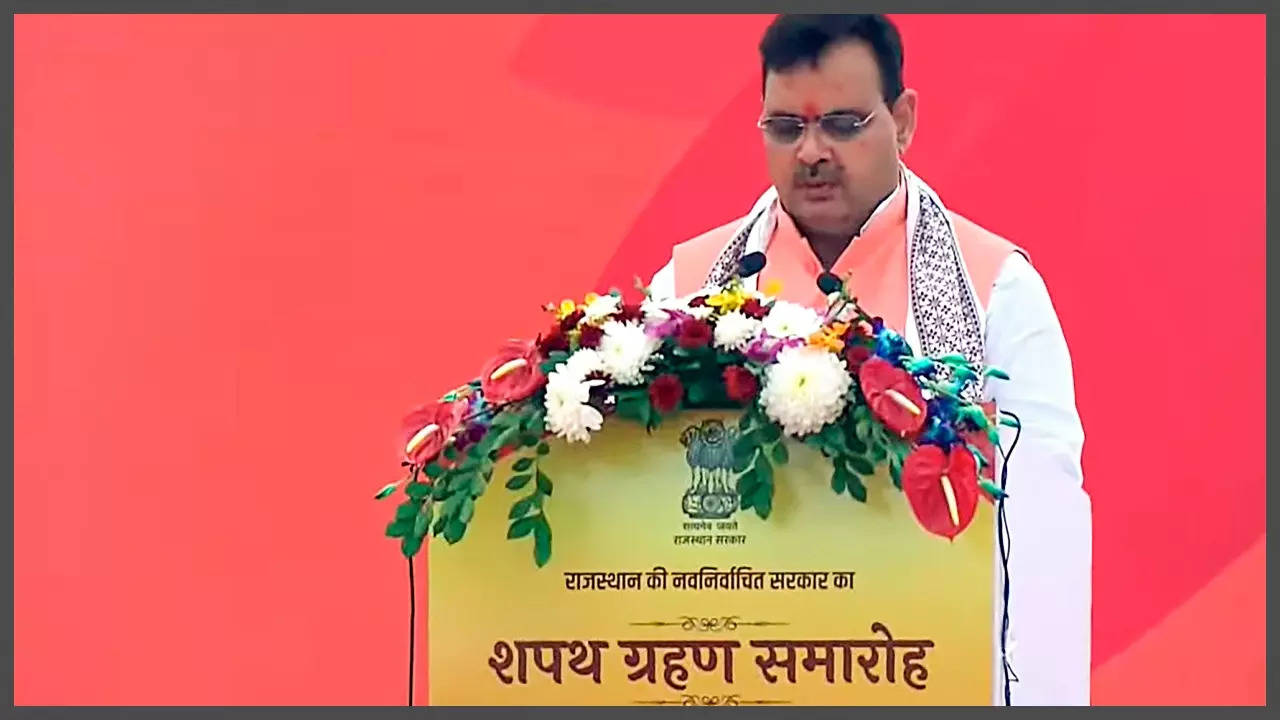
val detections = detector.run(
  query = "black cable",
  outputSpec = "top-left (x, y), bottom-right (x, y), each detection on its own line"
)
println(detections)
top-left (996, 409), bottom-right (1022, 705)
top-left (408, 556), bottom-right (416, 706)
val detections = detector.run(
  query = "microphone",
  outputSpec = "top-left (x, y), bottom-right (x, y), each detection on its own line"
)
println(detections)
top-left (816, 272), bottom-right (843, 295)
top-left (738, 251), bottom-right (768, 278)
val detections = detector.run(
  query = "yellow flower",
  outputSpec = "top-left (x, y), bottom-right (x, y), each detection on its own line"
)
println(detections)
top-left (807, 322), bottom-right (849, 353)
top-left (549, 298), bottom-right (578, 320)
top-left (705, 285), bottom-right (750, 314)
top-left (763, 279), bottom-right (783, 298)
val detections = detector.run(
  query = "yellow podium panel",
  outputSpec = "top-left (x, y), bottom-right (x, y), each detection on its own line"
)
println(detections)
top-left (428, 412), bottom-right (992, 705)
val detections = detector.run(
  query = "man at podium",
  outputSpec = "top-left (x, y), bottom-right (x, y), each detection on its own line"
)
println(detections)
top-left (648, 14), bottom-right (1092, 706)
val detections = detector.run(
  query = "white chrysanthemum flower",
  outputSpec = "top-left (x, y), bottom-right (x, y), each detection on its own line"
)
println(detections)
top-left (563, 348), bottom-right (604, 378)
top-left (583, 293), bottom-right (622, 324)
top-left (713, 311), bottom-right (763, 352)
top-left (598, 320), bottom-right (658, 385)
top-left (760, 345), bottom-right (852, 437)
top-left (641, 296), bottom-right (687, 323)
top-left (546, 400), bottom-right (604, 443)
top-left (543, 368), bottom-right (604, 443)
top-left (687, 305), bottom-right (716, 321)
top-left (762, 300), bottom-right (824, 339)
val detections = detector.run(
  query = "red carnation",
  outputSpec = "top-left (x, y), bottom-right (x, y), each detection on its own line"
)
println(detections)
top-left (844, 344), bottom-right (873, 371)
top-left (617, 302), bottom-right (644, 323)
top-left (740, 298), bottom-right (768, 320)
top-left (858, 357), bottom-right (928, 437)
top-left (559, 309), bottom-right (585, 331)
top-left (578, 324), bottom-right (605, 349)
top-left (688, 295), bottom-right (708, 307)
top-left (902, 444), bottom-right (980, 540)
top-left (723, 366), bottom-right (759, 404)
top-left (678, 319), bottom-right (713, 349)
top-left (537, 326), bottom-right (570, 354)
top-left (649, 374), bottom-right (684, 413)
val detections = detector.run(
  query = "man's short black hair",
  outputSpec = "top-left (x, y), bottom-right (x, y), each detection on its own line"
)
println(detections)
top-left (759, 14), bottom-right (905, 104)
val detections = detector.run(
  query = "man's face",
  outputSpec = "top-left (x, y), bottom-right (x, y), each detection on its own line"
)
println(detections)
top-left (761, 40), bottom-right (912, 237)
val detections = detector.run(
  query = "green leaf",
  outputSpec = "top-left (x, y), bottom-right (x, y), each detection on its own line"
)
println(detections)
top-left (432, 515), bottom-right (448, 536)
top-left (385, 519), bottom-right (411, 538)
top-left (458, 498), bottom-right (475, 524)
top-left (520, 433), bottom-right (540, 448)
top-left (509, 498), bottom-right (534, 520)
top-left (536, 470), bottom-right (553, 496)
top-left (999, 415), bottom-right (1021, 428)
top-left (831, 468), bottom-right (847, 494)
top-left (987, 427), bottom-right (1001, 445)
top-left (508, 516), bottom-right (537, 539)
top-left (732, 432), bottom-right (759, 461)
top-left (413, 506), bottom-right (432, 538)
top-left (770, 442), bottom-right (789, 465)
top-left (847, 455), bottom-right (875, 476)
top-left (444, 519), bottom-right (467, 544)
top-left (889, 459), bottom-right (903, 490)
top-left (979, 480), bottom-right (1008, 500)
top-left (400, 535), bottom-right (423, 558)
top-left (424, 462), bottom-right (443, 478)
top-left (754, 456), bottom-right (774, 487)
top-left (533, 517), bottom-right (552, 567)
top-left (468, 474), bottom-right (488, 496)
top-left (735, 468), bottom-right (757, 496)
top-left (442, 446), bottom-right (458, 462)
top-left (846, 474), bottom-right (868, 503)
top-left (405, 481), bottom-right (431, 500)
top-left (536, 442), bottom-right (551, 456)
top-left (512, 457), bottom-right (534, 472)
top-left (732, 447), bottom-right (757, 473)
top-left (938, 353), bottom-right (969, 365)
top-left (686, 380), bottom-right (709, 405)
top-left (759, 423), bottom-right (782, 444)
top-left (505, 473), bottom-right (532, 490)
top-left (870, 442), bottom-right (888, 463)
top-left (751, 483), bottom-right (773, 520)
top-left (984, 367), bottom-right (1010, 381)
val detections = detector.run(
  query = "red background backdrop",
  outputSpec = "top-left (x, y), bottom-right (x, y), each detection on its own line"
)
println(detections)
top-left (14, 14), bottom-right (1266, 705)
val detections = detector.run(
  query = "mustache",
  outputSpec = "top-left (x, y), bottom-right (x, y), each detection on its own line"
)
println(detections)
top-left (794, 164), bottom-right (842, 184)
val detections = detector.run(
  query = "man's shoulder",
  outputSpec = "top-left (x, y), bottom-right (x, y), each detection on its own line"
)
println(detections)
top-left (949, 211), bottom-right (1028, 262)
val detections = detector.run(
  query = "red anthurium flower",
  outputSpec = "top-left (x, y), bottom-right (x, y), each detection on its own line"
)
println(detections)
top-left (901, 444), bottom-right (980, 540)
top-left (722, 366), bottom-right (759, 404)
top-left (843, 344), bottom-right (873, 372)
top-left (400, 397), bottom-right (469, 466)
top-left (858, 357), bottom-right (927, 436)
top-left (480, 339), bottom-right (547, 404)
top-left (649, 374), bottom-right (684, 413)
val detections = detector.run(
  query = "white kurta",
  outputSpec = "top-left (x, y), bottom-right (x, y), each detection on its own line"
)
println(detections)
top-left (648, 230), bottom-right (1092, 706)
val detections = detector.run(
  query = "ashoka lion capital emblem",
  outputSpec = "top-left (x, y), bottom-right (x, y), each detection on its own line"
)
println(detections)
top-left (679, 419), bottom-right (740, 519)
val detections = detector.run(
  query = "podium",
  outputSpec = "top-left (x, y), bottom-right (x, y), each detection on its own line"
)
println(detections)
top-left (426, 411), bottom-right (995, 706)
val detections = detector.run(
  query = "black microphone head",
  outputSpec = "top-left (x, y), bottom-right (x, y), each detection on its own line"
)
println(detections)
top-left (816, 272), bottom-right (843, 295)
top-left (738, 251), bottom-right (767, 278)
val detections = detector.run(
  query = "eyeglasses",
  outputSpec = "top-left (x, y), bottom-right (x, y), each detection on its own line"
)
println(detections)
top-left (756, 111), bottom-right (877, 145)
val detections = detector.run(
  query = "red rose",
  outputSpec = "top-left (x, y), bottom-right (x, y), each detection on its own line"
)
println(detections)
top-left (843, 344), bottom-right (873, 371)
top-left (480, 339), bottom-right (547, 405)
top-left (740, 298), bottom-right (768, 320)
top-left (537, 326), bottom-right (570, 355)
top-left (901, 444), bottom-right (980, 539)
top-left (678, 319), bottom-right (713, 349)
top-left (649, 374), bottom-right (684, 413)
top-left (617, 302), bottom-right (644, 322)
top-left (577, 324), bottom-right (605, 349)
top-left (858, 357), bottom-right (927, 436)
top-left (723, 366), bottom-right (759, 404)
top-left (559, 309), bottom-right (584, 331)
top-left (400, 397), bottom-right (469, 466)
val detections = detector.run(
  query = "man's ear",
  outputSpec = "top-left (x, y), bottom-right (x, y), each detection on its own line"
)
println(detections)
top-left (891, 89), bottom-right (919, 155)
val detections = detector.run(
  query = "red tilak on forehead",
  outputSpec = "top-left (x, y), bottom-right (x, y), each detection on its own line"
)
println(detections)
top-left (803, 102), bottom-right (820, 117)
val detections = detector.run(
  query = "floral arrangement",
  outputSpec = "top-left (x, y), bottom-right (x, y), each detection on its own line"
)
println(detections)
top-left (378, 274), bottom-right (1015, 567)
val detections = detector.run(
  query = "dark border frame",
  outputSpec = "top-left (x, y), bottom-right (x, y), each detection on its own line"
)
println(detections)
top-left (7, 4), bottom-right (1274, 716)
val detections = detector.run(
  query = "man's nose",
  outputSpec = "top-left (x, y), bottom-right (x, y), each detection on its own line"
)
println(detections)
top-left (795, 125), bottom-right (831, 165)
